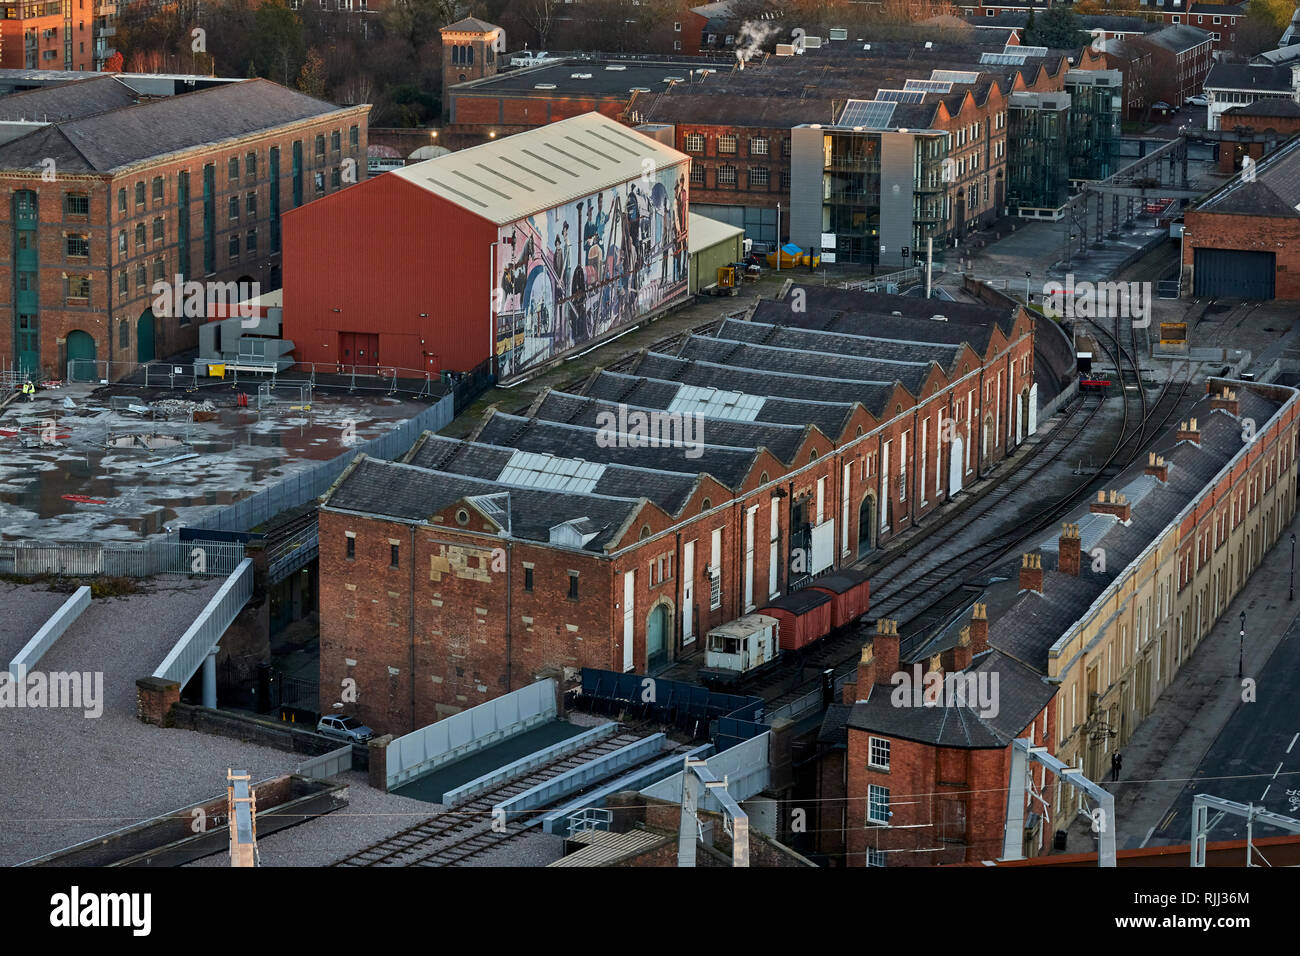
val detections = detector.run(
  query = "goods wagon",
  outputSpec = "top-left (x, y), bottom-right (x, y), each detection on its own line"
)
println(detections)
top-left (807, 567), bottom-right (870, 630)
top-left (761, 588), bottom-right (834, 652)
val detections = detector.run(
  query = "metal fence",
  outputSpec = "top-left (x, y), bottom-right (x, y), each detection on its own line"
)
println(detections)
top-left (153, 558), bottom-right (255, 686)
top-left (185, 394), bottom-right (453, 534)
top-left (0, 538), bottom-right (245, 577)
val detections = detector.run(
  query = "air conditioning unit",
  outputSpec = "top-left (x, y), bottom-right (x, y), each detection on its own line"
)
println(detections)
top-left (829, 28), bottom-right (847, 41)
top-left (776, 43), bottom-right (795, 55)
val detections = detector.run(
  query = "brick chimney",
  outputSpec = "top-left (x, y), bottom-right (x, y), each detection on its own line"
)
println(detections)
top-left (1090, 489), bottom-right (1132, 523)
top-left (924, 653), bottom-right (944, 704)
top-left (1176, 418), bottom-right (1200, 445)
top-left (1059, 522), bottom-right (1082, 576)
top-left (1020, 553), bottom-right (1043, 593)
top-left (947, 625), bottom-right (973, 671)
top-left (1145, 452), bottom-right (1168, 482)
top-left (845, 644), bottom-right (868, 702)
top-left (870, 618), bottom-right (900, 685)
top-left (1210, 387), bottom-right (1239, 416)
top-left (969, 602), bottom-right (989, 655)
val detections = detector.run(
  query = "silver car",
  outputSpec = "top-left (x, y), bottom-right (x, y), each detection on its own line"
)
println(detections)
top-left (316, 714), bottom-right (374, 742)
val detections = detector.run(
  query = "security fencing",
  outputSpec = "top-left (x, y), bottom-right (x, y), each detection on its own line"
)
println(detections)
top-left (0, 538), bottom-right (245, 577)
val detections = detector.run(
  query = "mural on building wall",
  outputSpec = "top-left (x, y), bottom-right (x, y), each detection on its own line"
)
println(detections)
top-left (494, 163), bottom-right (689, 378)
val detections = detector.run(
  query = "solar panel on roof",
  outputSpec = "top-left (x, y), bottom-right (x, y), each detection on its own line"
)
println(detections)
top-left (876, 89), bottom-right (926, 104)
top-left (1010, 45), bottom-right (1049, 56)
top-left (980, 51), bottom-right (1028, 65)
top-left (837, 98), bottom-right (897, 128)
top-left (904, 78), bottom-right (952, 92)
top-left (931, 70), bottom-right (980, 84)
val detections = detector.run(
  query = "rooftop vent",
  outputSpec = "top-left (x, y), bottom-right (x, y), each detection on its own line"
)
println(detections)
top-left (570, 72), bottom-right (593, 79)
top-left (892, 311), bottom-right (902, 316)
top-left (605, 64), bottom-right (626, 71)
top-left (630, 87), bottom-right (651, 93)
top-left (829, 27), bottom-right (848, 40)
top-left (925, 41), bottom-right (933, 49)
top-left (931, 314), bottom-right (948, 321)
top-left (776, 44), bottom-right (796, 55)
top-left (534, 83), bottom-right (557, 89)
top-left (664, 76), bottom-right (685, 82)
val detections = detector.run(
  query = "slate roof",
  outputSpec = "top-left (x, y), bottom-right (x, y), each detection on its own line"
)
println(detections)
top-left (407, 432), bottom-right (700, 514)
top-left (1204, 62), bottom-right (1294, 92)
top-left (1139, 24), bottom-right (1214, 54)
top-left (322, 456), bottom-right (638, 552)
top-left (622, 354), bottom-right (889, 412)
top-left (0, 79), bottom-right (351, 174)
top-left (0, 75), bottom-right (138, 122)
top-left (849, 382), bottom-right (1288, 747)
top-left (1195, 131), bottom-right (1300, 216)
top-left (476, 408), bottom-right (766, 486)
top-left (718, 317), bottom-right (964, 368)
top-left (676, 334), bottom-right (934, 395)
top-left (1224, 99), bottom-right (1300, 118)
top-left (442, 17), bottom-right (501, 33)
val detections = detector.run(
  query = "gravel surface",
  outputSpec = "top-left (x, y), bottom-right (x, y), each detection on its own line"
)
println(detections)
top-left (0, 577), bottom-right (303, 866)
top-left (0, 582), bottom-right (74, 665)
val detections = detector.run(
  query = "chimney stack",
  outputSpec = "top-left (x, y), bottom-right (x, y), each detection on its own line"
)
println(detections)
top-left (1090, 489), bottom-right (1131, 523)
top-left (1176, 418), bottom-right (1201, 445)
top-left (969, 602), bottom-right (989, 655)
top-left (924, 653), bottom-right (944, 704)
top-left (870, 618), bottom-right (900, 684)
top-left (846, 644), bottom-right (869, 702)
top-left (1059, 522), bottom-right (1082, 576)
top-left (1020, 553), bottom-right (1043, 593)
top-left (948, 625), bottom-right (973, 671)
top-left (1210, 387), bottom-right (1239, 416)
top-left (1144, 451), bottom-right (1168, 482)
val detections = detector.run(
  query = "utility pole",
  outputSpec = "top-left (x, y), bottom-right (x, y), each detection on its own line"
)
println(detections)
top-left (1237, 611), bottom-right (1246, 679)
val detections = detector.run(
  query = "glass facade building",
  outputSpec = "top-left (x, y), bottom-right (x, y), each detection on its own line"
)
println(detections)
top-left (1006, 92), bottom-right (1071, 215)
top-left (1065, 69), bottom-right (1123, 183)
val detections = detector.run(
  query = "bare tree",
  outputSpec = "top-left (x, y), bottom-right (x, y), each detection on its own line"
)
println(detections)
top-left (520, 0), bottom-right (559, 49)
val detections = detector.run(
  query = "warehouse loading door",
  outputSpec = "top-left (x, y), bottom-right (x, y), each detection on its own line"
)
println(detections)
top-left (1193, 248), bottom-right (1275, 300)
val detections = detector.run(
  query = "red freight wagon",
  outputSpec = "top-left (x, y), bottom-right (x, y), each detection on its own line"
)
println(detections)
top-left (761, 588), bottom-right (834, 651)
top-left (808, 568), bottom-right (870, 630)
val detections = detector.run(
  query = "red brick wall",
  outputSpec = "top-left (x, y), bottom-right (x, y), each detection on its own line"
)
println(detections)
top-left (0, 6), bottom-right (95, 71)
top-left (1183, 209), bottom-right (1300, 301)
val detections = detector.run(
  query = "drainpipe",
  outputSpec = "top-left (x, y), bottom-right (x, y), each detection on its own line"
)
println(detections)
top-left (910, 407), bottom-right (919, 528)
top-left (409, 524), bottom-right (416, 733)
top-left (504, 539), bottom-right (513, 692)
top-left (674, 530), bottom-right (682, 658)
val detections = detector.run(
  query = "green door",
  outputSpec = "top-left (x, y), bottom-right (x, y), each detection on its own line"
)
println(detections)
top-left (16, 314), bottom-right (39, 376)
top-left (66, 330), bottom-right (96, 380)
top-left (137, 309), bottom-right (156, 362)
top-left (646, 605), bottom-right (668, 671)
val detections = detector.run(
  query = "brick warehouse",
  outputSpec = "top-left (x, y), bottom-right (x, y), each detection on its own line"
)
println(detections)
top-left (817, 379), bottom-right (1297, 866)
top-left (280, 112), bottom-right (691, 382)
top-left (316, 283), bottom-right (1037, 733)
top-left (0, 76), bottom-right (368, 378)
top-left (1182, 133), bottom-right (1300, 301)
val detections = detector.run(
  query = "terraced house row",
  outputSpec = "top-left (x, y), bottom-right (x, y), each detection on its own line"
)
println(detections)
top-left (817, 379), bottom-right (1298, 866)
top-left (315, 284), bottom-right (1036, 734)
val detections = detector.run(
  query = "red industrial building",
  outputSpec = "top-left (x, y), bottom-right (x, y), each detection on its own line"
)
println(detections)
top-left (281, 111), bottom-right (691, 381)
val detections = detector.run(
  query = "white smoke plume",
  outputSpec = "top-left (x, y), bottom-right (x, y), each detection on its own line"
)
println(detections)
top-left (734, 20), bottom-right (781, 68)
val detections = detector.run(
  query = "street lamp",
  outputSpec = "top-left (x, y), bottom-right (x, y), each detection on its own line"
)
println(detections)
top-left (1238, 610), bottom-right (1246, 679)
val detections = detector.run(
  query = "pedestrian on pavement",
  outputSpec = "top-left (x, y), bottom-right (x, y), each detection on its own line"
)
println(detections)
top-left (1111, 751), bottom-right (1122, 782)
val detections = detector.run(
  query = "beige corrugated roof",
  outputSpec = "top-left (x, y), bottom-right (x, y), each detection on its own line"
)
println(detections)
top-left (389, 112), bottom-right (688, 226)
top-left (547, 828), bottom-right (673, 866)
top-left (689, 211), bottom-right (744, 253)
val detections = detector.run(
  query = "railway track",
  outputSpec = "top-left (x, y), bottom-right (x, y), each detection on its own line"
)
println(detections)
top-left (756, 325), bottom-right (1196, 710)
top-left (332, 730), bottom-right (664, 867)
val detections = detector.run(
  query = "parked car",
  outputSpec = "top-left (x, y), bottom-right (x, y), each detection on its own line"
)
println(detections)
top-left (317, 714), bottom-right (374, 742)
top-left (1185, 94), bottom-right (1209, 107)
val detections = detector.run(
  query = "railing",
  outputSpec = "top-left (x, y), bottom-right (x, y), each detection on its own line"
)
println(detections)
top-left (0, 538), bottom-right (244, 577)
top-left (153, 558), bottom-right (255, 686)
top-left (267, 519), bottom-right (318, 584)
top-left (840, 263), bottom-right (946, 293)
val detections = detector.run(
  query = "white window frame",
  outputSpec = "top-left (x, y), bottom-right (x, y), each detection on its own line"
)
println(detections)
top-left (869, 736), bottom-right (891, 770)
top-left (867, 784), bottom-right (890, 825)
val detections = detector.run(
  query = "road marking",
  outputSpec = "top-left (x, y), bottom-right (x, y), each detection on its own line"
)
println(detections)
top-left (1274, 762), bottom-right (1284, 780)
top-left (1287, 733), bottom-right (1298, 754)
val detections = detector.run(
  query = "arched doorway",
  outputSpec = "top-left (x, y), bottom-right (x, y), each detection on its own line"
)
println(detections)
top-left (982, 414), bottom-right (993, 463)
top-left (646, 603), bottom-right (669, 671)
top-left (66, 329), bottom-right (96, 379)
top-left (1018, 387), bottom-right (1030, 443)
top-left (136, 309), bottom-right (156, 362)
top-left (857, 494), bottom-right (876, 557)
top-left (949, 435), bottom-right (965, 495)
